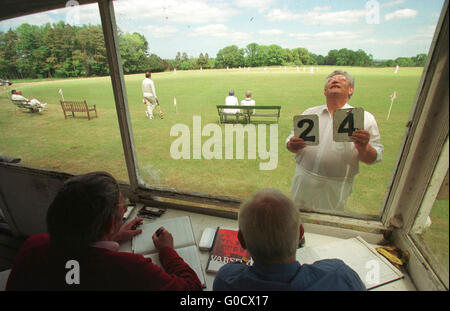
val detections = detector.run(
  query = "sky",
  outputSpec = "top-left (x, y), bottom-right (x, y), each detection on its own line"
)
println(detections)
top-left (0, 0), bottom-right (445, 60)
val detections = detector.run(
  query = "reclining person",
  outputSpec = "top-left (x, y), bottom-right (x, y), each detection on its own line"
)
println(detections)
top-left (6, 171), bottom-right (202, 291)
top-left (213, 188), bottom-right (366, 291)
top-left (11, 90), bottom-right (46, 112)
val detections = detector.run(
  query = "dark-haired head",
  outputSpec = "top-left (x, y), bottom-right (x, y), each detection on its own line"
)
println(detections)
top-left (46, 172), bottom-right (122, 253)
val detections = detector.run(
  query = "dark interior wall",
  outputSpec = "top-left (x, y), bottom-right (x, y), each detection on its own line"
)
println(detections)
top-left (0, 163), bottom-right (70, 237)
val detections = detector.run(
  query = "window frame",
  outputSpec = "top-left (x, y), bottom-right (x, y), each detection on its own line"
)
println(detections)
top-left (0, 0), bottom-right (448, 290)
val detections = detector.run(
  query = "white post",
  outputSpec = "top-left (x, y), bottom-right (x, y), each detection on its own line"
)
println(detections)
top-left (387, 91), bottom-right (397, 120)
top-left (59, 89), bottom-right (65, 101)
top-left (174, 97), bottom-right (177, 113)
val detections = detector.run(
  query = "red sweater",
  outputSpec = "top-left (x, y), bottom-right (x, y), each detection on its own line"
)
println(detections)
top-left (6, 234), bottom-right (202, 291)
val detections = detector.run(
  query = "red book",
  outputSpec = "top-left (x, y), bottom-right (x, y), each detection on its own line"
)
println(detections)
top-left (206, 228), bottom-right (253, 273)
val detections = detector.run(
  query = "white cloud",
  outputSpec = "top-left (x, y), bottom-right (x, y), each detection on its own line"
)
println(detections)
top-left (289, 30), bottom-right (363, 41)
top-left (380, 0), bottom-right (406, 8)
top-left (385, 8), bottom-right (418, 21)
top-left (54, 3), bottom-right (101, 26)
top-left (266, 9), bottom-right (301, 22)
top-left (234, 0), bottom-right (274, 12)
top-left (146, 25), bottom-right (179, 38)
top-left (258, 29), bottom-right (283, 36)
top-left (0, 13), bottom-right (57, 30)
top-left (114, 0), bottom-right (237, 24)
top-left (189, 23), bottom-right (250, 42)
top-left (301, 8), bottom-right (367, 25)
top-left (266, 7), bottom-right (366, 25)
top-left (0, 3), bottom-right (101, 29)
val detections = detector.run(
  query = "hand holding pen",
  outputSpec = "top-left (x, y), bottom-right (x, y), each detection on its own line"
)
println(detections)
top-left (152, 226), bottom-right (174, 250)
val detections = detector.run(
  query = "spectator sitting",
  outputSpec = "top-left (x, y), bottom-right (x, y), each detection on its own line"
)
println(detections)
top-left (213, 188), bottom-right (366, 291)
top-left (240, 90), bottom-right (256, 116)
top-left (11, 90), bottom-right (46, 112)
top-left (224, 90), bottom-right (239, 121)
top-left (6, 171), bottom-right (202, 291)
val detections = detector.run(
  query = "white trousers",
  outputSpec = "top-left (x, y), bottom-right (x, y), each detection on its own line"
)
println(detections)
top-left (144, 94), bottom-right (157, 119)
top-left (291, 165), bottom-right (354, 211)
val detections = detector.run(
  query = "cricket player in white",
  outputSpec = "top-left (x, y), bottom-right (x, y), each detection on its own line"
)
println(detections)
top-left (142, 72), bottom-right (158, 119)
top-left (286, 70), bottom-right (383, 211)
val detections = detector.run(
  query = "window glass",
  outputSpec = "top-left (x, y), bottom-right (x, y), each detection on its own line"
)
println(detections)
top-left (111, 0), bottom-right (445, 216)
top-left (0, 3), bottom-right (130, 184)
top-left (412, 138), bottom-right (449, 280)
top-left (420, 197), bottom-right (449, 276)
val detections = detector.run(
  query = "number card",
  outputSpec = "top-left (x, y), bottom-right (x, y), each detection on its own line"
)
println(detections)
top-left (294, 115), bottom-right (319, 145)
top-left (333, 107), bottom-right (364, 142)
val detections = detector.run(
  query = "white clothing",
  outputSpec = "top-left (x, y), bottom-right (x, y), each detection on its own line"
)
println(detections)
top-left (11, 94), bottom-right (28, 102)
top-left (11, 94), bottom-right (45, 111)
top-left (286, 103), bottom-right (383, 211)
top-left (224, 95), bottom-right (239, 114)
top-left (142, 78), bottom-right (157, 98)
top-left (240, 98), bottom-right (255, 114)
top-left (142, 78), bottom-right (157, 119)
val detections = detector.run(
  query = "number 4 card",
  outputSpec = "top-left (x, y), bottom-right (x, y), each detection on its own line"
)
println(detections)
top-left (293, 115), bottom-right (319, 145)
top-left (333, 107), bottom-right (364, 142)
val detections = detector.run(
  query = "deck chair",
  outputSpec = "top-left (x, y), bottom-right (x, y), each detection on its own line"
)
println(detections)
top-left (11, 98), bottom-right (46, 113)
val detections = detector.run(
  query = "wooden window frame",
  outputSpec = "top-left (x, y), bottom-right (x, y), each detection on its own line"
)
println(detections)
top-left (0, 0), bottom-right (448, 290)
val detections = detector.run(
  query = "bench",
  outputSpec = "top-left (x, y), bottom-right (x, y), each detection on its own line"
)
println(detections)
top-left (217, 105), bottom-right (281, 124)
top-left (60, 100), bottom-right (98, 120)
top-left (11, 99), bottom-right (46, 113)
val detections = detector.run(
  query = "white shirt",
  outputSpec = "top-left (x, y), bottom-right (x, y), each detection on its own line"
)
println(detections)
top-left (286, 103), bottom-right (383, 179)
top-left (11, 94), bottom-right (28, 102)
top-left (240, 98), bottom-right (255, 114)
top-left (224, 95), bottom-right (239, 113)
top-left (142, 78), bottom-right (156, 97)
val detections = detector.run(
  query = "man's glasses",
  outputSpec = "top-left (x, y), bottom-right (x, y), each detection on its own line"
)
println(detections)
top-left (327, 76), bottom-right (347, 83)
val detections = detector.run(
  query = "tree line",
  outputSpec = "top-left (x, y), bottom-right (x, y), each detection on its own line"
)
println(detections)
top-left (0, 22), bottom-right (166, 79)
top-left (175, 43), bottom-right (426, 69)
top-left (0, 22), bottom-right (427, 80)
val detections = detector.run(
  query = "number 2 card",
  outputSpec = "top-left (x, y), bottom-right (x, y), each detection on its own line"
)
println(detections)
top-left (293, 115), bottom-right (319, 145)
top-left (333, 107), bottom-right (364, 142)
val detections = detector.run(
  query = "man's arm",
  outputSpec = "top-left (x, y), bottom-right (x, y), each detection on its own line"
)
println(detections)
top-left (151, 81), bottom-right (157, 99)
top-left (152, 227), bottom-right (202, 290)
top-left (286, 127), bottom-right (306, 154)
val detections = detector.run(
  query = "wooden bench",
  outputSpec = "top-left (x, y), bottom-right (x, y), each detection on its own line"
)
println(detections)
top-left (217, 105), bottom-right (281, 124)
top-left (60, 100), bottom-right (98, 120)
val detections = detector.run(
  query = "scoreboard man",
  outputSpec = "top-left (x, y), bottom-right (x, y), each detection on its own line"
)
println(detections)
top-left (286, 70), bottom-right (383, 211)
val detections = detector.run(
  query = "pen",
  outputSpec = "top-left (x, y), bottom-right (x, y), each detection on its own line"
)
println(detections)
top-left (156, 228), bottom-right (163, 237)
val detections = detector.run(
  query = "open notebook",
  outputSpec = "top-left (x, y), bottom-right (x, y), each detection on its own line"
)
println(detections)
top-left (132, 216), bottom-right (205, 288)
top-left (296, 236), bottom-right (404, 290)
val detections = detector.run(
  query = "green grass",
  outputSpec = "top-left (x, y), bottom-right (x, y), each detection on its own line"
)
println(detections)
top-left (0, 66), bottom-right (425, 213)
top-left (421, 199), bottom-right (449, 274)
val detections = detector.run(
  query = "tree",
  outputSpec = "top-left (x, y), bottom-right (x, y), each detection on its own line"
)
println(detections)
top-left (412, 53), bottom-right (427, 66)
top-left (198, 52), bottom-right (206, 68)
top-left (292, 47), bottom-right (316, 65)
top-left (173, 52), bottom-right (182, 69)
top-left (147, 54), bottom-right (165, 72)
top-left (245, 42), bottom-right (259, 66)
top-left (215, 45), bottom-right (244, 68)
top-left (267, 44), bottom-right (284, 65)
top-left (119, 31), bottom-right (149, 74)
top-left (204, 53), bottom-right (210, 68)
